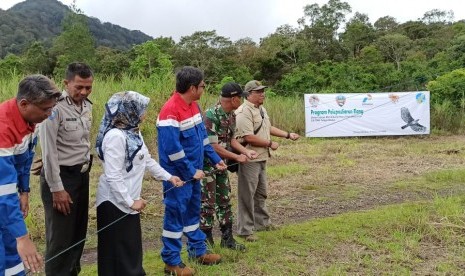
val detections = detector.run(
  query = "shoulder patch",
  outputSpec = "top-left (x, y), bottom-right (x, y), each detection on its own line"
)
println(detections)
top-left (48, 109), bottom-right (58, 120)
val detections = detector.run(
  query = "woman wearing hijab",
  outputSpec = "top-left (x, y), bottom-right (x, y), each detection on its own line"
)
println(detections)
top-left (95, 91), bottom-right (183, 276)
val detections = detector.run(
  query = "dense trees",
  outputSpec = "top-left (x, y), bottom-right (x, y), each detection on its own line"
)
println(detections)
top-left (1, 0), bottom-right (465, 99)
top-left (51, 7), bottom-right (96, 76)
top-left (21, 41), bottom-right (51, 74)
top-left (341, 12), bottom-right (375, 58)
top-left (428, 69), bottom-right (465, 107)
top-left (130, 41), bottom-right (173, 78)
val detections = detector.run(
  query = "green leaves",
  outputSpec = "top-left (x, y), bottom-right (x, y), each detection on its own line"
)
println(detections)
top-left (129, 41), bottom-right (173, 78)
top-left (427, 68), bottom-right (465, 108)
top-left (51, 11), bottom-right (95, 76)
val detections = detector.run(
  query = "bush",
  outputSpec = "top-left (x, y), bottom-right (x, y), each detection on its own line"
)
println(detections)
top-left (427, 68), bottom-right (465, 109)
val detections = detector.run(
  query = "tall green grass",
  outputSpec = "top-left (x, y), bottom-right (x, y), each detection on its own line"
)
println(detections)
top-left (431, 100), bottom-right (465, 134)
top-left (0, 74), bottom-right (22, 98)
top-left (2, 74), bottom-right (464, 138)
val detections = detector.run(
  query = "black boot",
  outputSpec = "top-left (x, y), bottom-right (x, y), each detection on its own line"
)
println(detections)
top-left (220, 223), bottom-right (246, 251)
top-left (202, 228), bottom-right (214, 247)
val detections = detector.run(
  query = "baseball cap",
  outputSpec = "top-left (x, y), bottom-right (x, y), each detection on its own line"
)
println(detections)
top-left (244, 80), bottom-right (267, 93)
top-left (221, 82), bottom-right (243, 98)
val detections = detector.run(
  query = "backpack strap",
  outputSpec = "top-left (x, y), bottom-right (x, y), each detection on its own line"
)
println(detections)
top-left (253, 107), bottom-right (265, 135)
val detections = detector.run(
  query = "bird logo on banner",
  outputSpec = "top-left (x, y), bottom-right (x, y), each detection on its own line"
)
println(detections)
top-left (335, 95), bottom-right (346, 107)
top-left (400, 107), bottom-right (427, 132)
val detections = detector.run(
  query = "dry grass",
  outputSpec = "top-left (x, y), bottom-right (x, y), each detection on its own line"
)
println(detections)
top-left (26, 134), bottom-right (465, 273)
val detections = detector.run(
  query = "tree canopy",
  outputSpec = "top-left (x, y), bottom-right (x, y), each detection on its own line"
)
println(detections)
top-left (1, 0), bottom-right (465, 99)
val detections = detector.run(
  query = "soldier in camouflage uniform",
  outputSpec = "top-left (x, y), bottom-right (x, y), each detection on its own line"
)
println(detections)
top-left (201, 82), bottom-right (257, 251)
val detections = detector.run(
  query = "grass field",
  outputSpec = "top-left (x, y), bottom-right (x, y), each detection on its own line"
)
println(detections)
top-left (23, 135), bottom-right (465, 275)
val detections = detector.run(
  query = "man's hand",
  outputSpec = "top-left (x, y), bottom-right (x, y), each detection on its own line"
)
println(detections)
top-left (131, 199), bottom-right (147, 212)
top-left (245, 150), bottom-right (258, 160)
top-left (16, 235), bottom-right (43, 274)
top-left (270, 141), bottom-right (279, 150)
top-left (19, 192), bottom-right (29, 218)
top-left (235, 154), bottom-right (248, 163)
top-left (193, 170), bottom-right (205, 180)
top-left (215, 160), bottom-right (227, 171)
top-left (52, 190), bottom-right (73, 215)
top-left (289, 133), bottom-right (300, 141)
top-left (169, 176), bottom-right (184, 187)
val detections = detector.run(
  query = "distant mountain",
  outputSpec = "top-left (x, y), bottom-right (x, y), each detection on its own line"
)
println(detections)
top-left (0, 0), bottom-right (153, 58)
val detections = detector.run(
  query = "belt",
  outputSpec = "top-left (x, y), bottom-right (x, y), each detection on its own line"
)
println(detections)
top-left (60, 155), bottom-right (93, 174)
top-left (59, 161), bottom-right (89, 173)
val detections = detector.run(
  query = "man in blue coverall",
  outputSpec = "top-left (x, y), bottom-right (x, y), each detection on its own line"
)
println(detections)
top-left (0, 74), bottom-right (61, 275)
top-left (157, 66), bottom-right (227, 276)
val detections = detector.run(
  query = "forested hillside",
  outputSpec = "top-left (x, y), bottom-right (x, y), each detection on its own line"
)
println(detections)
top-left (0, 0), bottom-right (152, 57)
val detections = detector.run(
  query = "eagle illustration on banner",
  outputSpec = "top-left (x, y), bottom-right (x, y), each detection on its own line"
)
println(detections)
top-left (400, 107), bottom-right (427, 132)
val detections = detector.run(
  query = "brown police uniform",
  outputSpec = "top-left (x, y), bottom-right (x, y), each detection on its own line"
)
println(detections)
top-left (39, 90), bottom-right (92, 276)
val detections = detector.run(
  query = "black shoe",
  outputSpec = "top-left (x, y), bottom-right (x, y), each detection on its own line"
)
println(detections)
top-left (221, 236), bottom-right (246, 251)
top-left (220, 222), bottom-right (246, 251)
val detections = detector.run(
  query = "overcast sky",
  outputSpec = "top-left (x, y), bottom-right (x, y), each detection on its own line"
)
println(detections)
top-left (1, 0), bottom-right (464, 42)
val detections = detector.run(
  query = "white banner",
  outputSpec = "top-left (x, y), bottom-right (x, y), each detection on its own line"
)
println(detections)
top-left (305, 92), bottom-right (430, 137)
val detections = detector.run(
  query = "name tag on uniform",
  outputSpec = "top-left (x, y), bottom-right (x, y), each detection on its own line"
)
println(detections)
top-left (180, 119), bottom-right (194, 130)
top-left (66, 118), bottom-right (78, 121)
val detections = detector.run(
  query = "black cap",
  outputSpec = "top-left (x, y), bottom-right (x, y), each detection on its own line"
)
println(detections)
top-left (221, 82), bottom-right (243, 98)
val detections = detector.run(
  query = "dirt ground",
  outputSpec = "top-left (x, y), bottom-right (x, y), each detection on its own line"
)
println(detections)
top-left (80, 135), bottom-right (465, 264)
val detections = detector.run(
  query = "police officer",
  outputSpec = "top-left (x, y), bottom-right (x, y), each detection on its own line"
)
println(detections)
top-left (39, 62), bottom-right (94, 276)
top-left (201, 82), bottom-right (257, 251)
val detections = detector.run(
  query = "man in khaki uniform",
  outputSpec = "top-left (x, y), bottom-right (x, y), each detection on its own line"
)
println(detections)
top-left (234, 80), bottom-right (300, 242)
top-left (39, 62), bottom-right (93, 276)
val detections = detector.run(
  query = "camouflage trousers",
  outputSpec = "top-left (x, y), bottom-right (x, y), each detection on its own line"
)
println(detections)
top-left (200, 166), bottom-right (233, 229)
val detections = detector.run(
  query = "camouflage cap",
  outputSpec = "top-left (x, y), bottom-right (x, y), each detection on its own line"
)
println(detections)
top-left (244, 80), bottom-right (267, 93)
